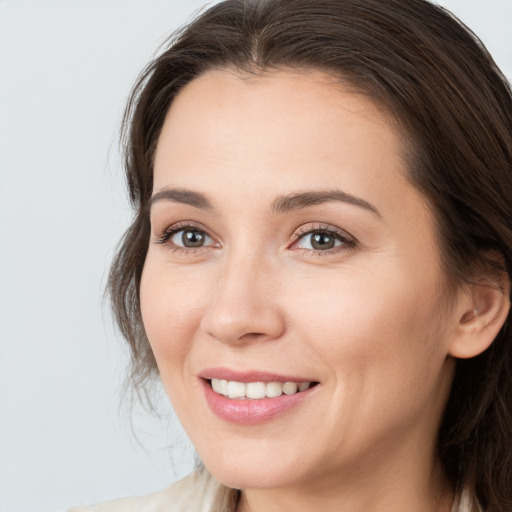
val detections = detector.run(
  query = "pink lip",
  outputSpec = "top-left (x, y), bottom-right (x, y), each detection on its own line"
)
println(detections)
top-left (199, 367), bottom-right (316, 383)
top-left (199, 368), bottom-right (319, 425)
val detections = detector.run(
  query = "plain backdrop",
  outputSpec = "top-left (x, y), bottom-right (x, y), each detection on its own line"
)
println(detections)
top-left (1, 1), bottom-right (511, 511)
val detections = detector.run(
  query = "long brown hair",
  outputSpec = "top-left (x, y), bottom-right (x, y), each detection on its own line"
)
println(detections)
top-left (108, 0), bottom-right (512, 508)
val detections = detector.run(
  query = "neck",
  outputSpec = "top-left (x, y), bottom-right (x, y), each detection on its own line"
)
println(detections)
top-left (236, 447), bottom-right (454, 512)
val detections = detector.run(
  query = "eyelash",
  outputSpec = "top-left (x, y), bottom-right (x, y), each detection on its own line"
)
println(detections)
top-left (155, 221), bottom-right (214, 255)
top-left (155, 221), bottom-right (357, 256)
top-left (292, 224), bottom-right (357, 256)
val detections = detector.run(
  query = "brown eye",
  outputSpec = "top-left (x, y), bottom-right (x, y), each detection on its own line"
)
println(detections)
top-left (182, 230), bottom-right (206, 247)
top-left (310, 232), bottom-right (336, 250)
top-left (295, 230), bottom-right (345, 251)
top-left (171, 228), bottom-right (212, 248)
top-left (292, 225), bottom-right (357, 255)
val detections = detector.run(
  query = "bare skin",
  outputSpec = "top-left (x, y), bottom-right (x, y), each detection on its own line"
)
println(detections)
top-left (141, 68), bottom-right (506, 512)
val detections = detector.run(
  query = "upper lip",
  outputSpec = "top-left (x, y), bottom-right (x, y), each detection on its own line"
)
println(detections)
top-left (199, 367), bottom-right (318, 384)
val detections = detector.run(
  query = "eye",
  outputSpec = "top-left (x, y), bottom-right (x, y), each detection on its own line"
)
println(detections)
top-left (296, 231), bottom-right (340, 251)
top-left (171, 228), bottom-right (213, 248)
top-left (156, 222), bottom-right (217, 250)
top-left (291, 225), bottom-right (356, 254)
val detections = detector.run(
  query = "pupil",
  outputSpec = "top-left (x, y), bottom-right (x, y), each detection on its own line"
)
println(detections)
top-left (312, 232), bottom-right (335, 250)
top-left (183, 230), bottom-right (205, 247)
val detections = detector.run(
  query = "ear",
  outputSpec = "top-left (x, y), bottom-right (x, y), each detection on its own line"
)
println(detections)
top-left (449, 264), bottom-right (510, 359)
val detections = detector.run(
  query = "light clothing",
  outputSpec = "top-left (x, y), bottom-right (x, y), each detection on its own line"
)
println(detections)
top-left (69, 468), bottom-right (480, 512)
top-left (68, 470), bottom-right (237, 512)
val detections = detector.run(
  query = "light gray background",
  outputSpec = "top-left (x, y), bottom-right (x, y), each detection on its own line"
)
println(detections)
top-left (1, 1), bottom-right (511, 511)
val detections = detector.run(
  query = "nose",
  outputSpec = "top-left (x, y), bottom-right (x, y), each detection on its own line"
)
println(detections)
top-left (199, 251), bottom-right (286, 346)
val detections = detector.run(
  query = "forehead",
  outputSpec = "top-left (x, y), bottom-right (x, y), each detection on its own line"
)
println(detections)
top-left (151, 67), bottom-right (440, 280)
top-left (153, 68), bottom-right (408, 197)
top-left (152, 68), bottom-right (418, 230)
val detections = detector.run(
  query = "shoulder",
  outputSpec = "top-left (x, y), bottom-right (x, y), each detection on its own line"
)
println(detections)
top-left (68, 469), bottom-right (226, 512)
top-left (452, 487), bottom-right (482, 512)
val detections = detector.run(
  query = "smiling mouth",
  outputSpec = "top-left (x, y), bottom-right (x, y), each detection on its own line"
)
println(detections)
top-left (208, 378), bottom-right (319, 400)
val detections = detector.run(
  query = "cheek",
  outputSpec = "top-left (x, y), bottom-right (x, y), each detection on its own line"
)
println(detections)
top-left (287, 259), bottom-right (449, 393)
top-left (139, 261), bottom-right (206, 370)
top-left (289, 269), bottom-right (451, 457)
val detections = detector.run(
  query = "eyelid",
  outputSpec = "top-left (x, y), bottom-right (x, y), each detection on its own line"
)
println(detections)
top-left (154, 220), bottom-right (357, 256)
top-left (155, 221), bottom-right (218, 248)
top-left (289, 223), bottom-right (357, 254)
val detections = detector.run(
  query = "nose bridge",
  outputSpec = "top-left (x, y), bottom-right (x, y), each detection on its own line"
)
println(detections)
top-left (200, 245), bottom-right (284, 345)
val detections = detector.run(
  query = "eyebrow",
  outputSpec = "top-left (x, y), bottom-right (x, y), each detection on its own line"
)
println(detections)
top-left (150, 187), bottom-right (382, 218)
top-left (150, 188), bottom-right (214, 211)
top-left (271, 190), bottom-right (382, 217)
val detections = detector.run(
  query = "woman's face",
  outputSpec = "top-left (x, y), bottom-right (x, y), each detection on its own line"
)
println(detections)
top-left (141, 69), bottom-right (460, 492)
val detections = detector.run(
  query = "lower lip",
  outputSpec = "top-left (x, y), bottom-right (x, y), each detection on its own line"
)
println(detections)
top-left (201, 379), bottom-right (316, 425)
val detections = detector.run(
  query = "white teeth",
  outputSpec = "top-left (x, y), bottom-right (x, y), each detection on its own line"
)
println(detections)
top-left (246, 382), bottom-right (266, 399)
top-left (210, 378), bottom-right (313, 399)
top-left (282, 381), bottom-right (298, 395)
top-left (211, 378), bottom-right (228, 395)
top-left (266, 382), bottom-right (283, 398)
top-left (217, 379), bottom-right (228, 395)
top-left (227, 381), bottom-right (246, 399)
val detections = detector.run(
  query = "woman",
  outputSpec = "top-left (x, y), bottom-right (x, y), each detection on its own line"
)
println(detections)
top-left (72, 0), bottom-right (512, 510)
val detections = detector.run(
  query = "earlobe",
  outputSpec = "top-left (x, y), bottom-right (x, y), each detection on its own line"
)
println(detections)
top-left (449, 276), bottom-right (510, 359)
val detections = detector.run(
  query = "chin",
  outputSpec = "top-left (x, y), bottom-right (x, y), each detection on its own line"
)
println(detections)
top-left (204, 459), bottom-right (299, 490)
top-left (195, 437), bottom-right (321, 491)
